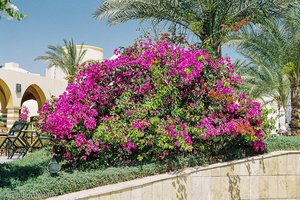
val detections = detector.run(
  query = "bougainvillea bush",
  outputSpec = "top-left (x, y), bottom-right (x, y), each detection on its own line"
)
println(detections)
top-left (19, 106), bottom-right (29, 122)
top-left (39, 39), bottom-right (266, 165)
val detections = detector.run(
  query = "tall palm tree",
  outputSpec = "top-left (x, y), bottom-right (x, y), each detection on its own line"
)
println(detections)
top-left (281, 9), bottom-right (300, 135)
top-left (230, 17), bottom-right (300, 135)
top-left (94, 0), bottom-right (296, 56)
top-left (36, 39), bottom-right (87, 83)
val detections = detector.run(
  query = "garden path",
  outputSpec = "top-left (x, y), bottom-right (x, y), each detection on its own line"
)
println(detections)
top-left (0, 156), bottom-right (17, 164)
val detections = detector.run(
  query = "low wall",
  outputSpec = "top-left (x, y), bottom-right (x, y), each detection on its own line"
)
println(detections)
top-left (47, 151), bottom-right (300, 200)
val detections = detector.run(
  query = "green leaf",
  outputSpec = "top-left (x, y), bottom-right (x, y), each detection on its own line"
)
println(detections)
top-left (137, 155), bottom-right (143, 161)
top-left (184, 66), bottom-right (194, 75)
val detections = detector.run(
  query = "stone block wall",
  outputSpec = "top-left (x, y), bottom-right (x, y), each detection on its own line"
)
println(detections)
top-left (47, 151), bottom-right (300, 200)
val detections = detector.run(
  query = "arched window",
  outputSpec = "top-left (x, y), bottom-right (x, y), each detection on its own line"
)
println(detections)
top-left (21, 84), bottom-right (46, 119)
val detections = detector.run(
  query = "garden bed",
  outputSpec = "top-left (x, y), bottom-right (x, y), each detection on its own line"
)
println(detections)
top-left (0, 136), bottom-right (299, 200)
top-left (0, 149), bottom-right (206, 200)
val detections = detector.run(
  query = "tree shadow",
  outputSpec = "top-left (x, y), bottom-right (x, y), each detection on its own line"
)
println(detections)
top-left (227, 165), bottom-right (241, 200)
top-left (0, 160), bottom-right (47, 189)
top-left (172, 176), bottom-right (188, 200)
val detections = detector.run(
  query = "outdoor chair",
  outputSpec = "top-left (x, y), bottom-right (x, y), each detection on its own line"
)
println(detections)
top-left (0, 131), bottom-right (8, 155)
top-left (0, 121), bottom-right (29, 159)
top-left (30, 132), bottom-right (51, 149)
top-left (24, 121), bottom-right (51, 151)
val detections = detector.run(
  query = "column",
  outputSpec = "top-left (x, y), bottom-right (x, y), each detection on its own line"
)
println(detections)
top-left (0, 107), bottom-right (7, 127)
top-left (6, 106), bottom-right (21, 128)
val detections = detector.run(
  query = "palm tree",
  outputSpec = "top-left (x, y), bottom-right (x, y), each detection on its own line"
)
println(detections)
top-left (36, 39), bottom-right (87, 83)
top-left (230, 17), bottom-right (300, 135)
top-left (281, 9), bottom-right (300, 135)
top-left (234, 60), bottom-right (290, 129)
top-left (283, 61), bottom-right (300, 135)
top-left (94, 0), bottom-right (296, 56)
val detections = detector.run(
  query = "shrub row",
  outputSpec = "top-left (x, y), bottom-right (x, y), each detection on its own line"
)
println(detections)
top-left (1, 136), bottom-right (299, 200)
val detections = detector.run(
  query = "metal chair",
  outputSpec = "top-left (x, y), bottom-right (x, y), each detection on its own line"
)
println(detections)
top-left (0, 121), bottom-right (29, 159)
top-left (31, 132), bottom-right (51, 150)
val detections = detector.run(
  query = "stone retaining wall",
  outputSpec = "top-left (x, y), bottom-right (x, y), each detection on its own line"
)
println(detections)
top-left (47, 151), bottom-right (300, 200)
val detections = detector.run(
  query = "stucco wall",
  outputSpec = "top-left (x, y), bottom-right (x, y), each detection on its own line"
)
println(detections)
top-left (47, 151), bottom-right (300, 200)
top-left (0, 67), bottom-right (67, 127)
top-left (0, 68), bottom-right (67, 106)
top-left (0, 44), bottom-right (103, 127)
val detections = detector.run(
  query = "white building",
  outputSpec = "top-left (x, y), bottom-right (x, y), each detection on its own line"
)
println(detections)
top-left (0, 45), bottom-right (104, 128)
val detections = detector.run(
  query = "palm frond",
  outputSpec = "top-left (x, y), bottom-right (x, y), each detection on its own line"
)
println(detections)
top-left (95, 0), bottom-right (298, 54)
top-left (35, 39), bottom-right (87, 79)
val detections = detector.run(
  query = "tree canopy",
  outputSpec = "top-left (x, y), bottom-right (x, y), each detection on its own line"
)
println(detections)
top-left (95, 0), bottom-right (298, 55)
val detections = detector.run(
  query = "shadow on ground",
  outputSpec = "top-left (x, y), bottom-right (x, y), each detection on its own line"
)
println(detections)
top-left (0, 154), bottom-right (48, 189)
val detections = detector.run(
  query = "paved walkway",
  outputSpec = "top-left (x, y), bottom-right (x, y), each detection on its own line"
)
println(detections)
top-left (0, 156), bottom-right (17, 164)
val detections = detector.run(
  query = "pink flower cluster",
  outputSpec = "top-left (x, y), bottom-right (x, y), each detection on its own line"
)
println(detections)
top-left (19, 106), bottom-right (29, 122)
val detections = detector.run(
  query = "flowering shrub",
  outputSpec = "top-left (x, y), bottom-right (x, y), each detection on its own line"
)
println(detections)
top-left (220, 18), bottom-right (252, 32)
top-left (39, 39), bottom-right (266, 164)
top-left (19, 106), bottom-right (29, 122)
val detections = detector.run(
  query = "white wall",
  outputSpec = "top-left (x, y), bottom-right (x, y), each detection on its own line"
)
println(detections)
top-left (258, 96), bottom-right (291, 134)
top-left (0, 45), bottom-right (103, 126)
top-left (0, 67), bottom-right (67, 107)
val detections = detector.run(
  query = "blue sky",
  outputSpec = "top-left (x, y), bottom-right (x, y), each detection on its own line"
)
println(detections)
top-left (0, 0), bottom-right (241, 75)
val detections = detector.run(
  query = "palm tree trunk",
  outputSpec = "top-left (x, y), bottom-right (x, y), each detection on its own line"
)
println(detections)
top-left (65, 75), bottom-right (75, 84)
top-left (213, 41), bottom-right (222, 57)
top-left (277, 106), bottom-right (281, 131)
top-left (283, 107), bottom-right (288, 124)
top-left (290, 82), bottom-right (300, 135)
top-left (200, 34), bottom-right (222, 57)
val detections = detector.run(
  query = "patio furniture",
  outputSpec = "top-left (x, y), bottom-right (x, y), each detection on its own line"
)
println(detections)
top-left (0, 121), bottom-right (29, 159)
top-left (32, 132), bottom-right (51, 149)
top-left (0, 130), bottom-right (8, 155)
top-left (22, 129), bottom-right (51, 152)
top-left (26, 120), bottom-right (51, 150)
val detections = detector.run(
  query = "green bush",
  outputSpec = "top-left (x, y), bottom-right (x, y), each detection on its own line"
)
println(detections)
top-left (265, 136), bottom-right (300, 152)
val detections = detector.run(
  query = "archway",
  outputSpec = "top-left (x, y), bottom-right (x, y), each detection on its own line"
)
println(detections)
top-left (21, 84), bottom-right (46, 119)
top-left (0, 79), bottom-right (13, 127)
